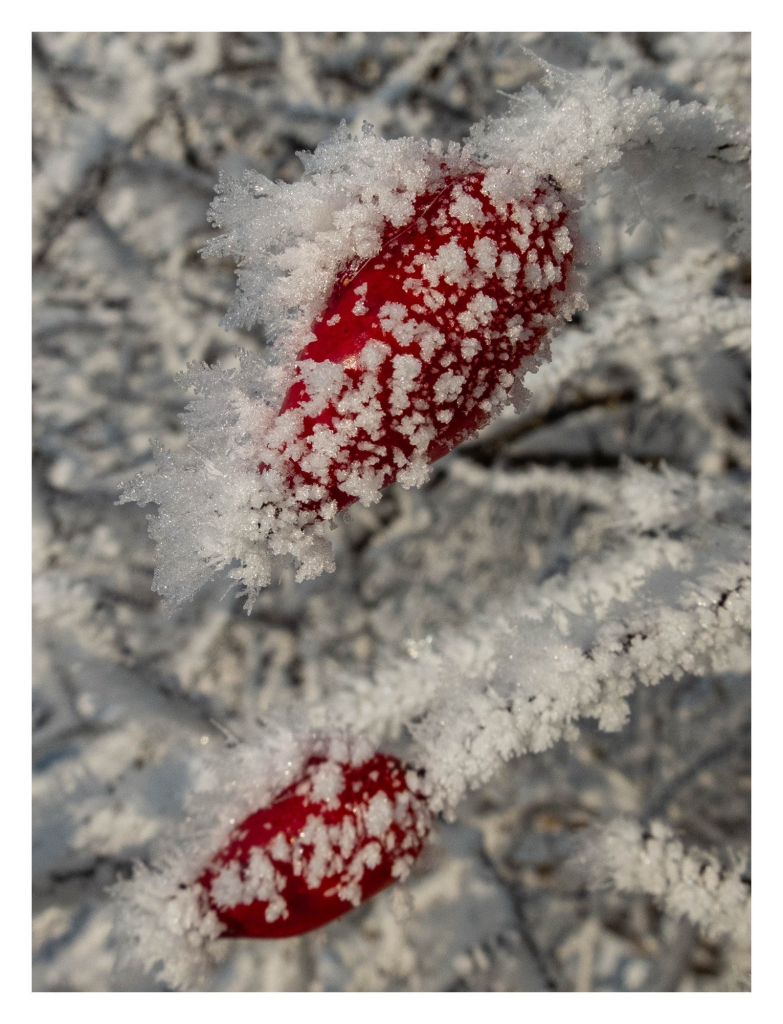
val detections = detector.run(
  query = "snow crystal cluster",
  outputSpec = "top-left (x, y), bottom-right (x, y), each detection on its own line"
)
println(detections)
top-left (577, 819), bottom-right (750, 988)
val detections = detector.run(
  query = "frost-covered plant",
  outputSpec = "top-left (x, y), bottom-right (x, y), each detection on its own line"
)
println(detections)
top-left (106, 58), bottom-right (749, 991)
top-left (119, 63), bottom-right (748, 609)
top-left (575, 819), bottom-right (750, 989)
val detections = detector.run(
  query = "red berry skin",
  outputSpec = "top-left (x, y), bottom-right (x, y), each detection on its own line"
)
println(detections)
top-left (269, 168), bottom-right (575, 518)
top-left (198, 754), bottom-right (430, 939)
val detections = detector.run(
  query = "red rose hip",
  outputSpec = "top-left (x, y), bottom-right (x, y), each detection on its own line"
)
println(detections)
top-left (121, 156), bottom-right (583, 603)
top-left (198, 753), bottom-right (430, 939)
top-left (260, 167), bottom-right (576, 524)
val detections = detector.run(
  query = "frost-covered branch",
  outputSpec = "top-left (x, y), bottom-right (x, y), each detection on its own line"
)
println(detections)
top-left (575, 819), bottom-right (750, 988)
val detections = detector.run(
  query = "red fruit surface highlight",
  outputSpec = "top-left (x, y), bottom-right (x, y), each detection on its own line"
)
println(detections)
top-left (198, 754), bottom-right (430, 939)
top-left (265, 168), bottom-right (576, 522)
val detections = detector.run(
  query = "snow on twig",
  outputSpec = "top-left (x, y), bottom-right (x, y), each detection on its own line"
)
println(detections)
top-left (575, 818), bottom-right (750, 988)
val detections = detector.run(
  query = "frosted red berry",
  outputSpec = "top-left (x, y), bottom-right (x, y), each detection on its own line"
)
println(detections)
top-left (198, 753), bottom-right (430, 939)
top-left (265, 167), bottom-right (575, 520)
